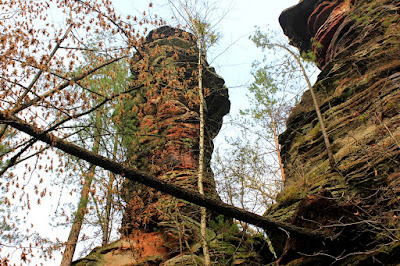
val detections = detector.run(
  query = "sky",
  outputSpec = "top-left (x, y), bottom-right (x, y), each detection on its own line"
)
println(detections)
top-left (3, 0), bottom-right (303, 264)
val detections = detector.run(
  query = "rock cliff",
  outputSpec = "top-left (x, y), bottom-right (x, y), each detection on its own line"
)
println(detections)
top-left (268, 0), bottom-right (400, 264)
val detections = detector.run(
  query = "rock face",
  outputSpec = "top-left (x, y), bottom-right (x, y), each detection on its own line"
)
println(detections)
top-left (73, 27), bottom-right (268, 265)
top-left (118, 26), bottom-right (229, 238)
top-left (269, 0), bottom-right (400, 264)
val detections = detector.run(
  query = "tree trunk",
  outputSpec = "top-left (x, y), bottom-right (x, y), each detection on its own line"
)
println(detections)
top-left (298, 59), bottom-right (336, 169)
top-left (197, 38), bottom-right (211, 266)
top-left (0, 111), bottom-right (330, 240)
top-left (60, 166), bottom-right (96, 266)
top-left (102, 133), bottom-right (118, 246)
top-left (280, 45), bottom-right (336, 169)
top-left (271, 115), bottom-right (285, 182)
top-left (60, 111), bottom-right (102, 266)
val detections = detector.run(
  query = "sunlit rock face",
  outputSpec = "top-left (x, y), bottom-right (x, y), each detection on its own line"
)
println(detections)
top-left (269, 0), bottom-right (400, 264)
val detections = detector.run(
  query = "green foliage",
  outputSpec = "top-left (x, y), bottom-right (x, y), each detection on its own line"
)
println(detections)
top-left (0, 145), bottom-right (6, 169)
top-left (209, 215), bottom-right (239, 236)
top-left (301, 50), bottom-right (317, 63)
top-left (0, 198), bottom-right (22, 244)
top-left (72, 41), bottom-right (130, 154)
top-left (114, 90), bottom-right (142, 153)
top-left (245, 26), bottom-right (318, 136)
top-left (0, 130), bottom-right (16, 169)
top-left (305, 37), bottom-right (323, 61)
top-left (214, 26), bottom-right (319, 216)
top-left (193, 19), bottom-right (221, 53)
top-left (0, 130), bottom-right (24, 245)
top-left (241, 62), bottom-right (289, 136)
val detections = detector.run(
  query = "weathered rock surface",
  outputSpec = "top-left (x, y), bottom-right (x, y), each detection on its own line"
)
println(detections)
top-left (269, 0), bottom-right (400, 264)
top-left (73, 26), bottom-right (269, 265)
top-left (118, 26), bottom-right (229, 239)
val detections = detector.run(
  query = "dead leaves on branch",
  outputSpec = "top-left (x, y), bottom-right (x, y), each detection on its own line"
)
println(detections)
top-left (0, 0), bottom-right (164, 262)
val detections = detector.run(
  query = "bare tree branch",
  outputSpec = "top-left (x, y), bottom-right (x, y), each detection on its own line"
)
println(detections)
top-left (11, 56), bottom-right (127, 115)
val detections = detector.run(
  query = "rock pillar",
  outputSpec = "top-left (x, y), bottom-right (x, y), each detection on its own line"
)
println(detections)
top-left (118, 26), bottom-right (230, 263)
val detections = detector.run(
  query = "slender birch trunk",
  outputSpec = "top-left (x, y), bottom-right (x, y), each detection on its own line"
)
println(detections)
top-left (278, 44), bottom-right (335, 169)
top-left (197, 38), bottom-right (211, 266)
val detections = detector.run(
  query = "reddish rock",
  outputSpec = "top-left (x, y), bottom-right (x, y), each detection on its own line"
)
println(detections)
top-left (117, 26), bottom-right (229, 261)
top-left (72, 231), bottom-right (169, 265)
top-left (280, 0), bottom-right (355, 68)
top-left (311, 0), bottom-right (354, 67)
top-left (273, 0), bottom-right (400, 264)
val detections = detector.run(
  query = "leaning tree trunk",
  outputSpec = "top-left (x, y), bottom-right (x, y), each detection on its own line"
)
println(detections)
top-left (61, 110), bottom-right (102, 266)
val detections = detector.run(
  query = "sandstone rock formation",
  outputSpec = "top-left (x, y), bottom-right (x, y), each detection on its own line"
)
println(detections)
top-left (118, 26), bottom-right (229, 237)
top-left (268, 0), bottom-right (400, 264)
top-left (73, 26), bottom-right (268, 265)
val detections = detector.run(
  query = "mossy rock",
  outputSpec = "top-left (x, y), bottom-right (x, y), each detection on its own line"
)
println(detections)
top-left (163, 254), bottom-right (204, 265)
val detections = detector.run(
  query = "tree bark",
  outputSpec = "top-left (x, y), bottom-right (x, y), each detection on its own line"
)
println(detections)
top-left (61, 110), bottom-right (102, 266)
top-left (278, 44), bottom-right (336, 169)
top-left (271, 115), bottom-right (285, 182)
top-left (0, 111), bottom-right (330, 240)
top-left (197, 38), bottom-right (211, 266)
top-left (60, 166), bottom-right (95, 266)
top-left (102, 133), bottom-right (119, 246)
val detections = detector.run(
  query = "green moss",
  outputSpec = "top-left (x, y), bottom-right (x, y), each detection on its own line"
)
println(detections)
top-left (163, 254), bottom-right (203, 265)
top-left (301, 50), bottom-right (317, 63)
top-left (277, 184), bottom-right (306, 204)
top-left (304, 122), bottom-right (321, 142)
top-left (151, 37), bottom-right (196, 50)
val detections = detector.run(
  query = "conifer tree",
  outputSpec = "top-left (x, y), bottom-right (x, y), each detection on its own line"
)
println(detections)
top-left (250, 28), bottom-right (334, 169)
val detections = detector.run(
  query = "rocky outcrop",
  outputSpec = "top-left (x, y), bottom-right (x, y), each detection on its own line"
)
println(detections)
top-left (269, 0), bottom-right (400, 264)
top-left (73, 27), bottom-right (269, 265)
top-left (118, 26), bottom-right (229, 238)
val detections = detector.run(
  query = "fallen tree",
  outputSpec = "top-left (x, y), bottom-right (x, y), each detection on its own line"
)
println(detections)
top-left (0, 110), bottom-right (329, 240)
